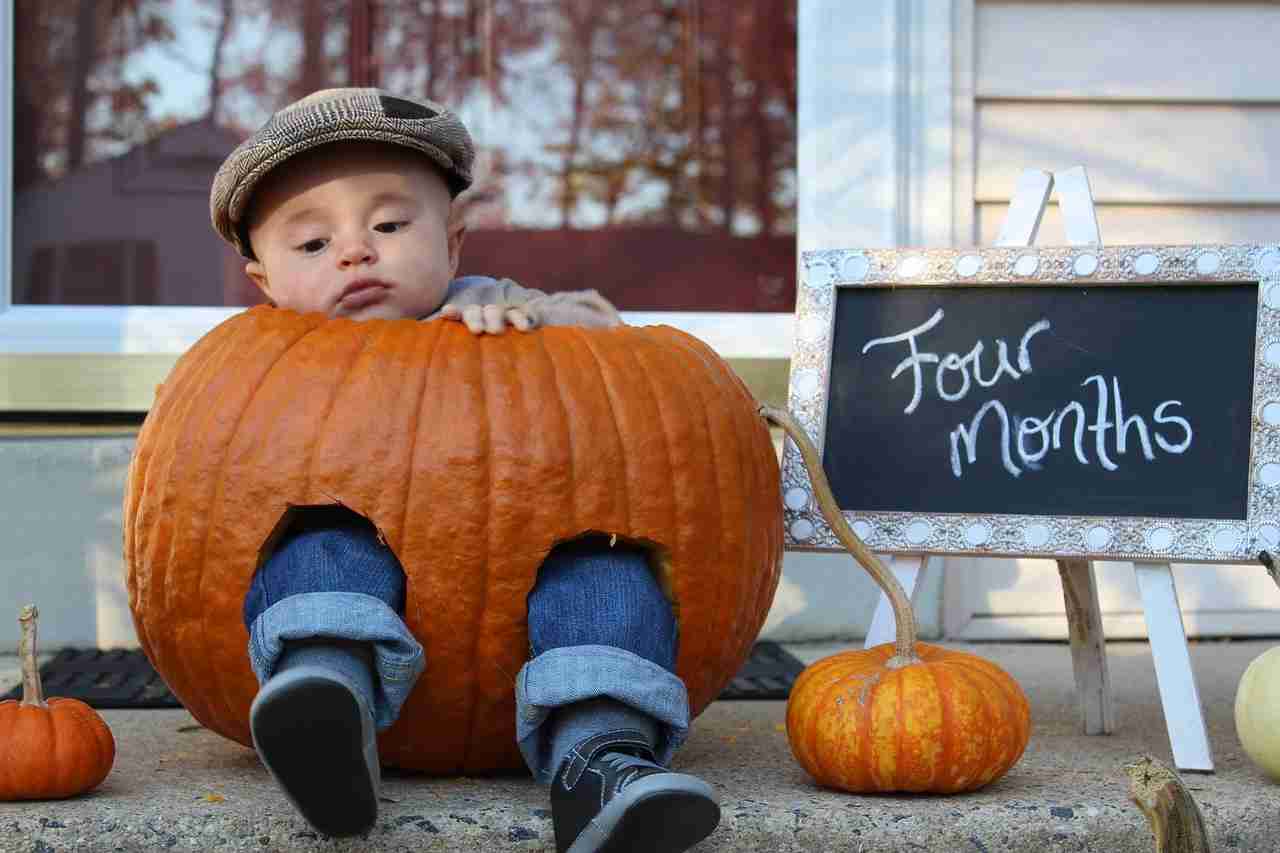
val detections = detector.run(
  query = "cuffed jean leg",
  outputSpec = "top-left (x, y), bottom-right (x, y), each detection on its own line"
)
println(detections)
top-left (516, 538), bottom-right (689, 783)
top-left (243, 518), bottom-right (425, 732)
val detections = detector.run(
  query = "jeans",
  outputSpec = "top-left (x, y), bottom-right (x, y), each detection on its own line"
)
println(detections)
top-left (242, 514), bottom-right (690, 782)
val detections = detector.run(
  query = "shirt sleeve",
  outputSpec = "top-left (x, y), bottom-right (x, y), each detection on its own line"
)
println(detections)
top-left (420, 275), bottom-right (623, 329)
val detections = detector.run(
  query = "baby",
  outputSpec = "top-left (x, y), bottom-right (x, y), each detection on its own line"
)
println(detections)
top-left (210, 88), bottom-right (720, 852)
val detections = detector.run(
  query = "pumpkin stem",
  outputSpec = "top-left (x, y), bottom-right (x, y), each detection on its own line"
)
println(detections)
top-left (760, 405), bottom-right (920, 664)
top-left (17, 605), bottom-right (47, 707)
top-left (1124, 755), bottom-right (1211, 853)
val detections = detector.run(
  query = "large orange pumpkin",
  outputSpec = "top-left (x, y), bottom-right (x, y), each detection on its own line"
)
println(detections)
top-left (124, 307), bottom-right (783, 773)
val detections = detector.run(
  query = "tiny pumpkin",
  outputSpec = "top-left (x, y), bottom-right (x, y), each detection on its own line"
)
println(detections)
top-left (763, 407), bottom-right (1031, 794)
top-left (0, 606), bottom-right (116, 800)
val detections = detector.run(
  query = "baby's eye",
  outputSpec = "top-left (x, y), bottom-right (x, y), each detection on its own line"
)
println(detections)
top-left (297, 238), bottom-right (328, 255)
top-left (373, 221), bottom-right (408, 234)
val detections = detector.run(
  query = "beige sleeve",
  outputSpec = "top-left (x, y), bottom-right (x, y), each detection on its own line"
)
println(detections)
top-left (519, 289), bottom-right (624, 329)
top-left (425, 277), bottom-right (623, 329)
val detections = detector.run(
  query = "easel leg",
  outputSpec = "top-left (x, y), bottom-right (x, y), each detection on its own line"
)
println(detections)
top-left (1133, 561), bottom-right (1214, 772)
top-left (864, 555), bottom-right (928, 648)
top-left (1056, 558), bottom-right (1114, 735)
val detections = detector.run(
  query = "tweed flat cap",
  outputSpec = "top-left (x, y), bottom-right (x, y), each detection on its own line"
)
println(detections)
top-left (210, 87), bottom-right (475, 258)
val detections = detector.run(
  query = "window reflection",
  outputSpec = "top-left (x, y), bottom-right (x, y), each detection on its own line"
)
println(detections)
top-left (11, 0), bottom-right (795, 311)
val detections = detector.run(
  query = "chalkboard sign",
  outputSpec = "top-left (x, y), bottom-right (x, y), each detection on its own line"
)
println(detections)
top-left (781, 244), bottom-right (1280, 563)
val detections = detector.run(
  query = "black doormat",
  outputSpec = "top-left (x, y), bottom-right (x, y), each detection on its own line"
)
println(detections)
top-left (3, 642), bottom-right (806, 709)
top-left (2, 648), bottom-right (181, 709)
top-left (718, 641), bottom-right (807, 700)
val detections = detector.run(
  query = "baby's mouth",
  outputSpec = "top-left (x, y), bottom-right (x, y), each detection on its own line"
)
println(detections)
top-left (338, 280), bottom-right (392, 310)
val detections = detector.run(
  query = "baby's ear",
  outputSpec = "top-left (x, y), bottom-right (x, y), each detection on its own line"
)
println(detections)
top-left (244, 260), bottom-right (273, 301)
top-left (446, 213), bottom-right (467, 277)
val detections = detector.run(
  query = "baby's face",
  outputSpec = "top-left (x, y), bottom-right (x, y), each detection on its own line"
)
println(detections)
top-left (244, 141), bottom-right (463, 321)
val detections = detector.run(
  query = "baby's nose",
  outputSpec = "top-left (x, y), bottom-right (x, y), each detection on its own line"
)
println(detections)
top-left (338, 240), bottom-right (377, 266)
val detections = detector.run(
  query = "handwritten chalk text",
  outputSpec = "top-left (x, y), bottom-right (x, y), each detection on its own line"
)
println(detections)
top-left (860, 310), bottom-right (1194, 479)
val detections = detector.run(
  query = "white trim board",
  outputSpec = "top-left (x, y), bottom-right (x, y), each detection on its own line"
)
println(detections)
top-left (953, 610), bottom-right (1280, 642)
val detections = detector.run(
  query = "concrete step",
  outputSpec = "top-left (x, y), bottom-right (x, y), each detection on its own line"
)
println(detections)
top-left (1, 641), bottom-right (1277, 851)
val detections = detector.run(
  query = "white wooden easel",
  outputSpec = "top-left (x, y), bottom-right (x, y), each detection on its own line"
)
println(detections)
top-left (864, 167), bottom-right (1214, 772)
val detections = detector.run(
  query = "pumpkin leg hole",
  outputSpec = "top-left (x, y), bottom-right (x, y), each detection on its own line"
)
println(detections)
top-left (530, 533), bottom-right (678, 665)
top-left (247, 504), bottom-right (407, 624)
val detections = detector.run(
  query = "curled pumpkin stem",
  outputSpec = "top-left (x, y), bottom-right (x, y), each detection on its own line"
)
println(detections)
top-left (760, 405), bottom-right (920, 666)
top-left (1124, 755), bottom-right (1211, 853)
top-left (17, 605), bottom-right (46, 707)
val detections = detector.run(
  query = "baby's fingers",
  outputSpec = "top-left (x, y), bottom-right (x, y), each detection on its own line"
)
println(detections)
top-left (507, 307), bottom-right (535, 332)
top-left (482, 304), bottom-right (506, 334)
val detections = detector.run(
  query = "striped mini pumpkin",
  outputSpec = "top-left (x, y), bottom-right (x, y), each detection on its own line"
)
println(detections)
top-left (123, 306), bottom-right (783, 773)
top-left (785, 642), bottom-right (1031, 793)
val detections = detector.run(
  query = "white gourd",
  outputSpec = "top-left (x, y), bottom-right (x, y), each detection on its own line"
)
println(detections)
top-left (1234, 645), bottom-right (1280, 781)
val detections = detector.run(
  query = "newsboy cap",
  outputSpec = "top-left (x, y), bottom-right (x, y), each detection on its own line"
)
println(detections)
top-left (210, 87), bottom-right (475, 258)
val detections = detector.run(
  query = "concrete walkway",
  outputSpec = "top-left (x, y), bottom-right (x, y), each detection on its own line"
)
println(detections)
top-left (1, 640), bottom-right (1278, 851)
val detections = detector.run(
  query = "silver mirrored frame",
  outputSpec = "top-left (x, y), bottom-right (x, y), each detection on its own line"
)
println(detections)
top-left (783, 244), bottom-right (1280, 564)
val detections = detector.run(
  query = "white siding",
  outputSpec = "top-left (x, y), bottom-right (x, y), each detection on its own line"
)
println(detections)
top-left (949, 0), bottom-right (1280, 638)
top-left (976, 3), bottom-right (1280, 102)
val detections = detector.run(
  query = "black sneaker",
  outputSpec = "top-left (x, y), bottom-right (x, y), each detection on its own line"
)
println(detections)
top-left (550, 730), bottom-right (720, 853)
top-left (249, 667), bottom-right (380, 837)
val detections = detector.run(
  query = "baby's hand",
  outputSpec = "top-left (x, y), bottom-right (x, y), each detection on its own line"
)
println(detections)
top-left (440, 303), bottom-right (536, 335)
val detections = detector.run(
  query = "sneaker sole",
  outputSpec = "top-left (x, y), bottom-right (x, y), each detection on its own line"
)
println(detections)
top-left (249, 670), bottom-right (379, 837)
top-left (567, 773), bottom-right (721, 853)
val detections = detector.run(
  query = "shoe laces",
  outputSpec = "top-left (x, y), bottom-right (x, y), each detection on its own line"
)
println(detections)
top-left (600, 751), bottom-right (659, 790)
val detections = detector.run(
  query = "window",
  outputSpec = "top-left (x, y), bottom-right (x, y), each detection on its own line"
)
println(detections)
top-left (2, 0), bottom-right (837, 411)
top-left (11, 0), bottom-right (794, 311)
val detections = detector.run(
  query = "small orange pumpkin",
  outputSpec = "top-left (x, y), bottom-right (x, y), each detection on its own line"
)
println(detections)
top-left (764, 408), bottom-right (1031, 794)
top-left (124, 309), bottom-right (783, 773)
top-left (0, 606), bottom-right (116, 800)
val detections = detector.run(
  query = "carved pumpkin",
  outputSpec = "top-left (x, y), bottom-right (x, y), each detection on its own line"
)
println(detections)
top-left (124, 307), bottom-right (783, 773)
top-left (763, 408), bottom-right (1031, 794)
top-left (0, 606), bottom-right (115, 800)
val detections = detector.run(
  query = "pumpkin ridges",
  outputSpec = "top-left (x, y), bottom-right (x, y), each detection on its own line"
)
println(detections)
top-left (623, 333), bottom-right (687, 610)
top-left (742, 383), bottom-right (782, 663)
top-left (961, 653), bottom-right (1032, 752)
top-left (715, 354), bottom-right (761, 692)
top-left (206, 314), bottom-right (353, 735)
top-left (439, 323), bottom-right (490, 771)
top-left (568, 327), bottom-right (636, 534)
top-left (839, 666), bottom-right (877, 792)
top-left (379, 320), bottom-right (446, 766)
top-left (463, 328), bottom-right (526, 773)
top-left (641, 328), bottom-right (734, 710)
top-left (811, 657), bottom-right (879, 790)
top-left (938, 657), bottom-right (996, 792)
top-left (144, 316), bottom-right (288, 716)
top-left (132, 318), bottom-right (249, 677)
top-left (126, 307), bottom-right (246, 626)
top-left (385, 320), bottom-right (444, 556)
top-left (69, 699), bottom-right (115, 790)
top-left (941, 651), bottom-right (1029, 779)
top-left (50, 700), bottom-right (112, 796)
top-left (594, 328), bottom-right (680, 544)
top-left (655, 328), bottom-right (748, 698)
top-left (3, 708), bottom-right (46, 798)
top-left (629, 330), bottom-right (724, 700)
top-left (385, 321), bottom-right (476, 769)
top-left (949, 655), bottom-right (1027, 786)
top-left (929, 657), bottom-right (958, 791)
top-left (204, 316), bottom-right (371, 736)
top-left (966, 662), bottom-right (1018, 787)
top-left (805, 669), bottom-right (847, 790)
top-left (662, 327), bottom-right (780, 709)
